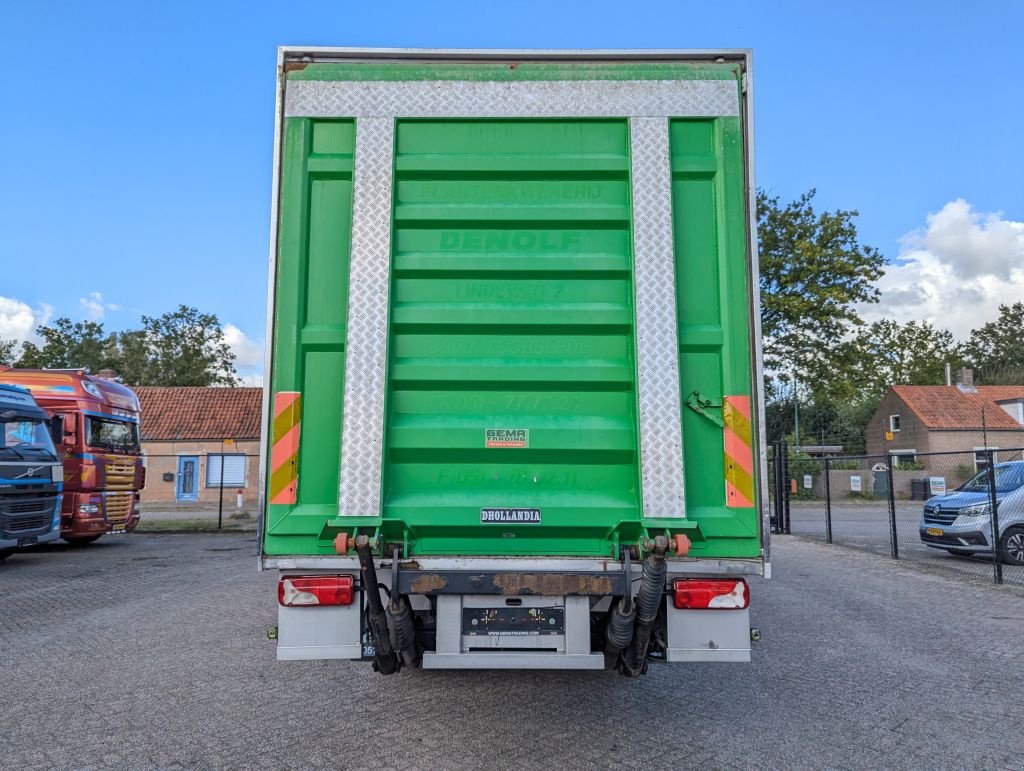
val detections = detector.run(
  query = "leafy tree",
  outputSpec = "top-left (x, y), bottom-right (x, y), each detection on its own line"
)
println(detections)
top-left (114, 305), bottom-right (237, 387)
top-left (16, 319), bottom-right (117, 372)
top-left (8, 306), bottom-right (238, 386)
top-left (965, 302), bottom-right (1024, 384)
top-left (0, 338), bottom-right (17, 365)
top-left (847, 319), bottom-right (965, 399)
top-left (770, 321), bottom-right (963, 453)
top-left (111, 329), bottom-right (150, 386)
top-left (758, 189), bottom-right (885, 390)
top-left (765, 393), bottom-right (880, 455)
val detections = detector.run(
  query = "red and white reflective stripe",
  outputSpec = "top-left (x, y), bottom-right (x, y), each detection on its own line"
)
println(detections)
top-left (278, 575), bottom-right (355, 607)
top-left (673, 578), bottom-right (749, 610)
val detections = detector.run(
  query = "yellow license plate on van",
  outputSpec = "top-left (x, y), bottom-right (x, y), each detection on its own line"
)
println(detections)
top-left (927, 527), bottom-right (943, 536)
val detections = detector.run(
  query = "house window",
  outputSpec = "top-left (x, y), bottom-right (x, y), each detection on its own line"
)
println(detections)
top-left (974, 448), bottom-right (999, 472)
top-left (206, 454), bottom-right (248, 487)
top-left (889, 415), bottom-right (901, 432)
top-left (891, 450), bottom-right (918, 468)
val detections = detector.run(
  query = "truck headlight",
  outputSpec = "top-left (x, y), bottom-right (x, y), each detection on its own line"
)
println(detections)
top-left (958, 502), bottom-right (992, 517)
top-left (79, 504), bottom-right (100, 514)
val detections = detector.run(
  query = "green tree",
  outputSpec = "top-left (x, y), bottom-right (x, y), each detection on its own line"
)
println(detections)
top-left (0, 338), bottom-right (17, 365)
top-left (848, 319), bottom-right (965, 399)
top-left (965, 302), bottom-right (1024, 384)
top-left (16, 319), bottom-right (117, 372)
top-left (114, 305), bottom-right (237, 387)
top-left (758, 189), bottom-right (885, 390)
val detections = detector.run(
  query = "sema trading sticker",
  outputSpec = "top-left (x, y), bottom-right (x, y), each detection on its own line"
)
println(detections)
top-left (481, 508), bottom-right (541, 524)
top-left (485, 428), bottom-right (528, 448)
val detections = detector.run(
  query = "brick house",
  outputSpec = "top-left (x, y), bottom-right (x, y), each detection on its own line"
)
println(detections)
top-left (865, 380), bottom-right (1024, 477)
top-left (136, 387), bottom-right (262, 508)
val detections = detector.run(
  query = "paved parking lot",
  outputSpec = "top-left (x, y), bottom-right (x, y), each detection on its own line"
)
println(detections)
top-left (787, 500), bottom-right (1024, 587)
top-left (2, 534), bottom-right (1022, 769)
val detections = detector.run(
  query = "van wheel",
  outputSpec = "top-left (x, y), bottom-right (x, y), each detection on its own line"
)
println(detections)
top-left (0, 548), bottom-right (14, 561)
top-left (999, 527), bottom-right (1024, 566)
top-left (63, 536), bottom-right (102, 546)
top-left (945, 549), bottom-right (974, 558)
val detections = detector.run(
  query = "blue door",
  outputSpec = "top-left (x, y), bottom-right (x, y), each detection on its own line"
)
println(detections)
top-left (177, 456), bottom-right (199, 502)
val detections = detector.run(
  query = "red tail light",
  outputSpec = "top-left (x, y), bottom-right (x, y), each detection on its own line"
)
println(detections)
top-left (673, 578), bottom-right (749, 610)
top-left (278, 575), bottom-right (355, 607)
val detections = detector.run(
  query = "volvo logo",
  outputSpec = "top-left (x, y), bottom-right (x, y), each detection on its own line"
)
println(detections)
top-left (14, 466), bottom-right (46, 479)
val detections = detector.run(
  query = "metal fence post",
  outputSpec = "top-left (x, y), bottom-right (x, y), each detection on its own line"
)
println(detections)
top-left (782, 442), bottom-right (791, 535)
top-left (886, 453), bottom-right (899, 559)
top-left (986, 449), bottom-right (1003, 585)
top-left (217, 453), bottom-right (225, 530)
top-left (824, 457), bottom-right (833, 544)
top-left (770, 442), bottom-right (778, 532)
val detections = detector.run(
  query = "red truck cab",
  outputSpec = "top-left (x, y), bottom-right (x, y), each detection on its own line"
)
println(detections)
top-left (0, 367), bottom-right (144, 543)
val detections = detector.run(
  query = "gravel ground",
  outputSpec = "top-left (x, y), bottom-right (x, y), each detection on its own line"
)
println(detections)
top-left (2, 534), bottom-right (1022, 769)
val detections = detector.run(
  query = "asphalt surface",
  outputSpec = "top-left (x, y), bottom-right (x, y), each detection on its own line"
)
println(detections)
top-left (787, 500), bottom-right (1024, 587)
top-left (3, 534), bottom-right (1023, 769)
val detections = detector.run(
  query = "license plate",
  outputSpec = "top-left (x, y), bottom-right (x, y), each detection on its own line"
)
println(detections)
top-left (927, 527), bottom-right (943, 536)
top-left (110, 524), bottom-right (127, 533)
top-left (462, 607), bottom-right (565, 636)
top-left (17, 536), bottom-right (38, 547)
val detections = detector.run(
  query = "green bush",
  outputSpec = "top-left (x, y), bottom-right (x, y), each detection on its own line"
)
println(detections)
top-left (787, 452), bottom-right (823, 500)
top-left (894, 459), bottom-right (925, 471)
top-left (955, 464), bottom-right (975, 482)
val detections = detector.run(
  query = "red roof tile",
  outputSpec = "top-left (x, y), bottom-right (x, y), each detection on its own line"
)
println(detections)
top-left (892, 385), bottom-right (1024, 430)
top-left (136, 387), bottom-right (262, 441)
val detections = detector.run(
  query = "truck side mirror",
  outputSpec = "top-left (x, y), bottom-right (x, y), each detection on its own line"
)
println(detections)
top-left (50, 415), bottom-right (64, 445)
top-left (61, 412), bottom-right (78, 446)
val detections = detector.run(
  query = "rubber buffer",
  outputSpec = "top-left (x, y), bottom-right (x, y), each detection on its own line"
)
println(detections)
top-left (334, 532), bottom-right (349, 554)
top-left (673, 533), bottom-right (691, 557)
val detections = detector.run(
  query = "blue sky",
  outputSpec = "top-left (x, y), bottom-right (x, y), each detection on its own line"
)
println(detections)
top-left (2, 1), bottom-right (1022, 380)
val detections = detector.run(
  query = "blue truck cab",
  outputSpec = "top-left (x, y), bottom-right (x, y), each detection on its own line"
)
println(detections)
top-left (0, 384), bottom-right (63, 559)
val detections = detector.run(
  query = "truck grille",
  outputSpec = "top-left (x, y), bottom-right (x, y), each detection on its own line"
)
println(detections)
top-left (4, 514), bottom-right (49, 533)
top-left (0, 492), bottom-right (56, 537)
top-left (104, 492), bottom-right (133, 524)
top-left (104, 461), bottom-right (137, 491)
top-left (10, 500), bottom-right (45, 514)
top-left (923, 507), bottom-right (959, 525)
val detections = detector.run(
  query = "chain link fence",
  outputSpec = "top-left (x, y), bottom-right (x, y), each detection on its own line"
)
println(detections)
top-left (138, 453), bottom-right (261, 531)
top-left (770, 442), bottom-right (1024, 587)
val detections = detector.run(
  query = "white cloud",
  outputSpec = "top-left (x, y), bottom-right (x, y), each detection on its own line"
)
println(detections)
top-left (238, 373), bottom-right (264, 387)
top-left (0, 296), bottom-right (52, 346)
top-left (78, 291), bottom-right (119, 322)
top-left (223, 323), bottom-right (263, 371)
top-left (861, 200), bottom-right (1024, 340)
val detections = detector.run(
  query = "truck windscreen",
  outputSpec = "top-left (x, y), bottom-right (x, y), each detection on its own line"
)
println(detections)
top-left (1, 416), bottom-right (58, 460)
top-left (86, 416), bottom-right (140, 452)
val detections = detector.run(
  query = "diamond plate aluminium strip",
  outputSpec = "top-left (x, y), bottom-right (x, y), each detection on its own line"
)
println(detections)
top-left (630, 117), bottom-right (686, 518)
top-left (285, 79), bottom-right (738, 118)
top-left (338, 117), bottom-right (394, 517)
